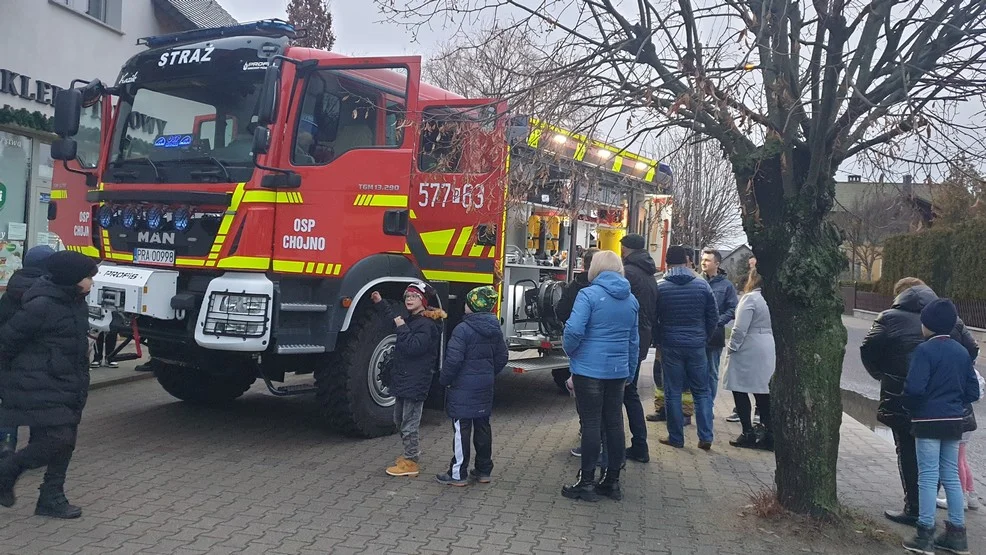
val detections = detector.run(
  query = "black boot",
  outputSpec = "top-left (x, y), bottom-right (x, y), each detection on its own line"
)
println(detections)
top-left (35, 484), bottom-right (81, 519)
top-left (933, 521), bottom-right (969, 554)
top-left (646, 407), bottom-right (666, 422)
top-left (754, 424), bottom-right (774, 451)
top-left (885, 507), bottom-right (919, 527)
top-left (0, 458), bottom-right (22, 508)
top-left (729, 430), bottom-right (758, 449)
top-left (595, 468), bottom-right (623, 501)
top-left (561, 469), bottom-right (599, 502)
top-left (902, 523), bottom-right (936, 554)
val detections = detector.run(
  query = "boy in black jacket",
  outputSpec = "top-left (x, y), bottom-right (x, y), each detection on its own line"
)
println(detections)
top-left (371, 282), bottom-right (446, 478)
top-left (0, 246), bottom-right (55, 458)
top-left (436, 286), bottom-right (509, 486)
top-left (902, 299), bottom-right (980, 554)
top-left (0, 251), bottom-right (98, 519)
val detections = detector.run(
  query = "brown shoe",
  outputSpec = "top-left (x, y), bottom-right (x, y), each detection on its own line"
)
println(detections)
top-left (386, 457), bottom-right (420, 477)
top-left (698, 441), bottom-right (712, 451)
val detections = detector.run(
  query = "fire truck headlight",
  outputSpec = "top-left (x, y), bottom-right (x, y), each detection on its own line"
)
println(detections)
top-left (203, 292), bottom-right (270, 338)
top-left (97, 205), bottom-right (114, 228)
top-left (173, 207), bottom-right (191, 232)
top-left (121, 206), bottom-right (138, 230)
top-left (147, 206), bottom-right (165, 231)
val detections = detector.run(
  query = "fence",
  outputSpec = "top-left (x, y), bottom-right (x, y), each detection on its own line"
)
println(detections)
top-left (841, 283), bottom-right (986, 329)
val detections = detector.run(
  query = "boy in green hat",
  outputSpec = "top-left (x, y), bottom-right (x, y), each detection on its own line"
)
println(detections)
top-left (437, 286), bottom-right (509, 486)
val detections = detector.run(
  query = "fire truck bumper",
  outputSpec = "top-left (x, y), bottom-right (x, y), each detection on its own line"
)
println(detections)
top-left (87, 264), bottom-right (274, 353)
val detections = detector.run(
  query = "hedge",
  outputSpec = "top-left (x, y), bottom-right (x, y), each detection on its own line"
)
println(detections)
top-left (881, 219), bottom-right (986, 300)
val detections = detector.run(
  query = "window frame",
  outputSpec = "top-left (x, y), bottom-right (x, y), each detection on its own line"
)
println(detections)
top-left (290, 65), bottom-right (411, 168)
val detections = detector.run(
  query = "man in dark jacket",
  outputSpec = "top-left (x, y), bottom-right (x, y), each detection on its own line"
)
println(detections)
top-left (655, 245), bottom-right (719, 450)
top-left (0, 246), bottom-right (55, 458)
top-left (437, 286), bottom-right (509, 486)
top-left (556, 248), bottom-right (599, 323)
top-left (619, 234), bottom-right (657, 462)
top-left (0, 250), bottom-right (98, 519)
top-left (860, 277), bottom-right (979, 527)
top-left (372, 283), bottom-right (446, 479)
top-left (700, 248), bottom-right (737, 403)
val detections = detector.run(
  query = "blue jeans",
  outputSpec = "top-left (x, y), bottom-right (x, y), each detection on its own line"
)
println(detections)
top-left (663, 347), bottom-right (713, 446)
top-left (706, 348), bottom-right (722, 403)
top-left (916, 437), bottom-right (963, 528)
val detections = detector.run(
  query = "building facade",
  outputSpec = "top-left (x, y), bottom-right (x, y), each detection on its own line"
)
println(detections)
top-left (0, 0), bottom-right (235, 285)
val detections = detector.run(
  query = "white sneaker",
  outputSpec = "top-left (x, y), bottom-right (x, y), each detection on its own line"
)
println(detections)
top-left (937, 497), bottom-right (949, 510)
top-left (725, 411), bottom-right (740, 423)
top-left (967, 491), bottom-right (980, 510)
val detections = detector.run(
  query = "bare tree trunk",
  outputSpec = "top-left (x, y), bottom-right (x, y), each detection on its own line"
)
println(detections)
top-left (734, 148), bottom-right (848, 515)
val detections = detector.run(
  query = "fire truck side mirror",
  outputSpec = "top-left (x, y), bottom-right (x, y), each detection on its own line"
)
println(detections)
top-left (53, 88), bottom-right (83, 138)
top-left (252, 126), bottom-right (271, 155)
top-left (257, 63), bottom-right (281, 126)
top-left (51, 138), bottom-right (78, 162)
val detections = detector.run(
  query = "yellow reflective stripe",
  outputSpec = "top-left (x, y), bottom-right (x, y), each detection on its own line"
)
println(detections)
top-left (574, 141), bottom-right (587, 161)
top-left (486, 246), bottom-right (496, 258)
top-left (316, 263), bottom-right (325, 274)
top-left (108, 252), bottom-right (133, 262)
top-left (419, 228), bottom-right (456, 256)
top-left (645, 167), bottom-right (656, 182)
top-left (354, 194), bottom-right (409, 208)
top-left (50, 190), bottom-right (68, 199)
top-left (451, 226), bottom-right (472, 257)
top-left (67, 245), bottom-right (101, 258)
top-left (612, 157), bottom-right (623, 172)
top-left (468, 244), bottom-right (485, 258)
top-left (409, 209), bottom-right (417, 219)
top-left (422, 270), bottom-right (494, 285)
top-left (333, 264), bottom-right (342, 276)
top-left (527, 126), bottom-right (542, 148)
top-left (229, 183), bottom-right (247, 210)
top-left (273, 260), bottom-right (306, 273)
top-left (241, 191), bottom-right (304, 204)
top-left (176, 258), bottom-right (207, 267)
top-left (217, 256), bottom-right (270, 270)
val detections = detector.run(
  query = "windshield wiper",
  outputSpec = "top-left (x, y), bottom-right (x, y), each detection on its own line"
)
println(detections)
top-left (176, 157), bottom-right (233, 183)
top-left (112, 157), bottom-right (163, 181)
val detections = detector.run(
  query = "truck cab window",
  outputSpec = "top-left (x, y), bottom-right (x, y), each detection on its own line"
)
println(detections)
top-left (293, 67), bottom-right (408, 166)
top-left (418, 106), bottom-right (496, 174)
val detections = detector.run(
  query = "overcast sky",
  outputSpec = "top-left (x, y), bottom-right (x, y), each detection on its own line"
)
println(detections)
top-left (220, 0), bottom-right (448, 57)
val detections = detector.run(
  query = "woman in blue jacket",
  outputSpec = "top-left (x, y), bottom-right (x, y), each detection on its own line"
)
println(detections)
top-left (561, 250), bottom-right (639, 502)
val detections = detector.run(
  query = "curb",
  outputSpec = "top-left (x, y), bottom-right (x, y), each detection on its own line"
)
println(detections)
top-left (89, 371), bottom-right (155, 391)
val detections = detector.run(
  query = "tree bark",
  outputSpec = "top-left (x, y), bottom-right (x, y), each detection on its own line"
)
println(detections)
top-left (733, 145), bottom-right (849, 515)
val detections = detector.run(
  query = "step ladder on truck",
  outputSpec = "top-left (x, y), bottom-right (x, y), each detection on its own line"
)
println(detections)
top-left (45, 19), bottom-right (672, 439)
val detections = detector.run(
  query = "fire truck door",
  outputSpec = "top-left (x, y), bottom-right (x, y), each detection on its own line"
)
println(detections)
top-left (407, 99), bottom-right (508, 286)
top-left (272, 58), bottom-right (421, 276)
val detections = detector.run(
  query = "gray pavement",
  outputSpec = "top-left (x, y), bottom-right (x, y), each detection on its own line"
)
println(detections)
top-left (0, 357), bottom-right (983, 554)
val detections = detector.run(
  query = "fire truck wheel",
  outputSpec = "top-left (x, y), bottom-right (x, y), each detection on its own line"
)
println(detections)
top-left (153, 361), bottom-right (257, 403)
top-left (315, 304), bottom-right (398, 438)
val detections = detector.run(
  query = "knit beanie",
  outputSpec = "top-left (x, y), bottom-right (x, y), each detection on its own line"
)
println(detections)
top-left (921, 298), bottom-right (958, 336)
top-left (620, 233), bottom-right (645, 250)
top-left (665, 245), bottom-right (688, 265)
top-left (46, 251), bottom-right (99, 287)
top-left (465, 286), bottom-right (498, 313)
top-left (404, 281), bottom-right (435, 307)
top-left (24, 245), bottom-right (55, 269)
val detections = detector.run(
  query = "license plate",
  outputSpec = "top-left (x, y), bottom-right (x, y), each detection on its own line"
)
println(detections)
top-left (133, 248), bottom-right (175, 267)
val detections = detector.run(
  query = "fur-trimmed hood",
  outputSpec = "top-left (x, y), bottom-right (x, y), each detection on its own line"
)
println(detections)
top-left (420, 308), bottom-right (448, 320)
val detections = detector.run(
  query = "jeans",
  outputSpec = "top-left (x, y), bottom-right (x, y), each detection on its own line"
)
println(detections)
top-left (662, 347), bottom-right (713, 446)
top-left (448, 417), bottom-right (493, 480)
top-left (573, 375), bottom-right (625, 474)
top-left (916, 437), bottom-right (963, 528)
top-left (707, 348), bottom-right (722, 403)
top-left (394, 398), bottom-right (424, 461)
top-left (891, 425), bottom-right (920, 514)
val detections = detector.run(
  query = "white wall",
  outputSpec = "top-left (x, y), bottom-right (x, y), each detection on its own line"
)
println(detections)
top-left (0, 0), bottom-right (182, 115)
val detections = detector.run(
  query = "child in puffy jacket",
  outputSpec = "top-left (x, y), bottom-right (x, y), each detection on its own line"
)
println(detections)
top-left (371, 283), bottom-right (446, 479)
top-left (436, 286), bottom-right (508, 486)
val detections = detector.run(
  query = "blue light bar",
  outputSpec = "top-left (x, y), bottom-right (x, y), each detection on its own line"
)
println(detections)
top-left (138, 19), bottom-right (298, 48)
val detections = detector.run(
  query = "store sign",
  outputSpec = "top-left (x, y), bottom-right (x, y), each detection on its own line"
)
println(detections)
top-left (0, 68), bottom-right (63, 106)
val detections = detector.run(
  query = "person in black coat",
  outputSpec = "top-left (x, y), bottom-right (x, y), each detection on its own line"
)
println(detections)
top-left (556, 248), bottom-right (599, 324)
top-left (0, 245), bottom-right (56, 458)
top-left (619, 234), bottom-right (658, 463)
top-left (372, 282), bottom-right (446, 479)
top-left (860, 277), bottom-right (979, 527)
top-left (436, 286), bottom-right (509, 486)
top-left (0, 250), bottom-right (98, 519)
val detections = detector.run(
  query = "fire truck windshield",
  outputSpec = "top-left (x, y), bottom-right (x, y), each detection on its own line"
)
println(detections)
top-left (107, 72), bottom-right (264, 183)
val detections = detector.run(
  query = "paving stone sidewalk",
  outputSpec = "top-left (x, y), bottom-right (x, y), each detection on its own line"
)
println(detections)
top-left (0, 359), bottom-right (981, 554)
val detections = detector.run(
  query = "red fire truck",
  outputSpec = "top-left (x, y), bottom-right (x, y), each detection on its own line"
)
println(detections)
top-left (48, 20), bottom-right (671, 437)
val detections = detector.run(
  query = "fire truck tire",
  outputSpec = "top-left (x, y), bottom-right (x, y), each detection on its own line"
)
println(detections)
top-left (154, 362), bottom-right (257, 403)
top-left (315, 306), bottom-right (397, 438)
